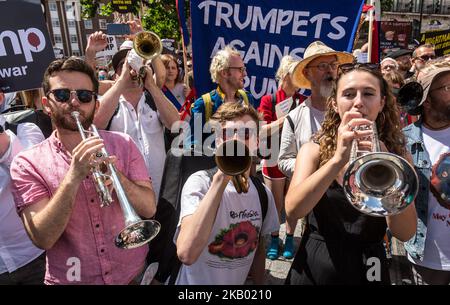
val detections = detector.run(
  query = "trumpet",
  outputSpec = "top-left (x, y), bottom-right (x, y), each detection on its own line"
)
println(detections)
top-left (71, 111), bottom-right (161, 249)
top-left (127, 31), bottom-right (162, 87)
top-left (342, 122), bottom-right (418, 217)
top-left (215, 139), bottom-right (252, 193)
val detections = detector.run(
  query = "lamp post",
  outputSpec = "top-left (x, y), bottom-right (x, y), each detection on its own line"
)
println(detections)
top-left (418, 0), bottom-right (424, 40)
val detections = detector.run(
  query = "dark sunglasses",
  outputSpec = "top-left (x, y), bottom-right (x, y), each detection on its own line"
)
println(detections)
top-left (222, 127), bottom-right (256, 141)
top-left (338, 63), bottom-right (380, 74)
top-left (416, 54), bottom-right (436, 61)
top-left (47, 89), bottom-right (96, 104)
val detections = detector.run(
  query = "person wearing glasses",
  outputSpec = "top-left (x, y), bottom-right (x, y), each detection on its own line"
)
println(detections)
top-left (284, 63), bottom-right (417, 285)
top-left (380, 57), bottom-right (399, 75)
top-left (403, 62), bottom-right (450, 285)
top-left (189, 45), bottom-right (257, 147)
top-left (9, 57), bottom-right (157, 284)
top-left (410, 44), bottom-right (436, 80)
top-left (278, 41), bottom-right (354, 179)
top-left (175, 102), bottom-right (279, 284)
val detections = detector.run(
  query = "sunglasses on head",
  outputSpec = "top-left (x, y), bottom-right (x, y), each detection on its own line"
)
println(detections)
top-left (338, 63), bottom-right (380, 74)
top-left (47, 89), bottom-right (96, 104)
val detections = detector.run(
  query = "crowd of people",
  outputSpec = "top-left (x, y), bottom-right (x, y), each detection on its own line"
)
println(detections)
top-left (0, 18), bottom-right (449, 285)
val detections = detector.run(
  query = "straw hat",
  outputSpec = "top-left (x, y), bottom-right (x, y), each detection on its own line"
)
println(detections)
top-left (292, 41), bottom-right (354, 89)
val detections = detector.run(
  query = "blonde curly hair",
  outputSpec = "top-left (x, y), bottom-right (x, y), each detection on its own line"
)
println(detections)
top-left (209, 45), bottom-right (241, 83)
top-left (313, 66), bottom-right (406, 167)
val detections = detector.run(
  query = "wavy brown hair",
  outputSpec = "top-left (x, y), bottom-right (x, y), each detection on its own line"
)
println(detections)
top-left (313, 66), bottom-right (406, 167)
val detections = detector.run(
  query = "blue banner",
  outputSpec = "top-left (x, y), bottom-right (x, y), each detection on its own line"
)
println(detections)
top-left (190, 0), bottom-right (364, 100)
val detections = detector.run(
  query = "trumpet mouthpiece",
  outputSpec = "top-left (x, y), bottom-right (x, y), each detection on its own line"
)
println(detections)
top-left (71, 111), bottom-right (80, 118)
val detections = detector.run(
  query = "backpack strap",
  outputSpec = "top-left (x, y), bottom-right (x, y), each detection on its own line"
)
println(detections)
top-left (4, 121), bottom-right (17, 135)
top-left (250, 176), bottom-right (268, 222)
top-left (237, 89), bottom-right (250, 106)
top-left (286, 114), bottom-right (295, 132)
top-left (106, 105), bottom-right (120, 131)
top-left (202, 92), bottom-right (213, 123)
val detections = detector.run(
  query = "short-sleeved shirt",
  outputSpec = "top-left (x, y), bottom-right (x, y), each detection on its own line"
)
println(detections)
top-left (10, 130), bottom-right (151, 284)
top-left (175, 170), bottom-right (280, 285)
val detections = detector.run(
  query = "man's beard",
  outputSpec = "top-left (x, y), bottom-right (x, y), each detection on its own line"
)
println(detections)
top-left (319, 81), bottom-right (333, 99)
top-left (51, 106), bottom-right (95, 131)
top-left (428, 103), bottom-right (450, 127)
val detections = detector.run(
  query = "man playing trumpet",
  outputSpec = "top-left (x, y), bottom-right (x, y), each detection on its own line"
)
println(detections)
top-left (10, 57), bottom-right (157, 285)
top-left (175, 103), bottom-right (279, 285)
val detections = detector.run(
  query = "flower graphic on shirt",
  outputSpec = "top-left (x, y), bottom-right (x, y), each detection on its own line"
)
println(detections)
top-left (208, 221), bottom-right (259, 259)
top-left (430, 152), bottom-right (450, 210)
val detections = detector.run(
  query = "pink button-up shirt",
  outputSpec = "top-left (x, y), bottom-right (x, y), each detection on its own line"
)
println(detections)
top-left (10, 130), bottom-right (151, 285)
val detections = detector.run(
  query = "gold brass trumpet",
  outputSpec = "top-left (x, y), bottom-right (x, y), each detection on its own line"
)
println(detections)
top-left (127, 31), bottom-right (162, 87)
top-left (343, 122), bottom-right (418, 217)
top-left (133, 31), bottom-right (162, 61)
top-left (215, 139), bottom-right (252, 193)
top-left (71, 111), bottom-right (161, 249)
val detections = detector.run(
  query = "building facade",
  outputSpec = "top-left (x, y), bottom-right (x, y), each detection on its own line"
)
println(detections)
top-left (42, 0), bottom-right (114, 57)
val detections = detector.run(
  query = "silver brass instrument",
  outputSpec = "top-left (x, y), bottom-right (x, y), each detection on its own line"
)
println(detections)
top-left (343, 122), bottom-right (418, 217)
top-left (71, 111), bottom-right (161, 249)
top-left (129, 31), bottom-right (162, 87)
top-left (215, 139), bottom-right (252, 193)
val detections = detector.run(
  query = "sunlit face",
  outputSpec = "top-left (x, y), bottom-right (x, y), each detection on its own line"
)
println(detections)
top-left (43, 71), bottom-right (97, 131)
top-left (413, 47), bottom-right (436, 71)
top-left (222, 54), bottom-right (246, 90)
top-left (166, 59), bottom-right (179, 82)
top-left (215, 114), bottom-right (258, 156)
top-left (304, 55), bottom-right (338, 96)
top-left (332, 70), bottom-right (385, 122)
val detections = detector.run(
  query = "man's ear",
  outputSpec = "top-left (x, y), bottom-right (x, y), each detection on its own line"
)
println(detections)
top-left (42, 96), bottom-right (52, 115)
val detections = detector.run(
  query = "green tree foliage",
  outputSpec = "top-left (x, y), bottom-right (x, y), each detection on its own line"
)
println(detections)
top-left (142, 0), bottom-right (182, 41)
top-left (380, 0), bottom-right (394, 12)
top-left (80, 0), bottom-right (186, 42)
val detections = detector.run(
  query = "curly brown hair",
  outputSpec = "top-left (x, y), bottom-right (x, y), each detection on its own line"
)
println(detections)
top-left (313, 67), bottom-right (406, 167)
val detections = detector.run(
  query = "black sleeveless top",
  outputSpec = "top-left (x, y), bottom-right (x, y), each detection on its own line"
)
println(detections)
top-left (286, 181), bottom-right (390, 285)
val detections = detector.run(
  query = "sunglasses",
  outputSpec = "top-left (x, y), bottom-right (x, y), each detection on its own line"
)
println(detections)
top-left (221, 127), bottom-right (256, 141)
top-left (47, 89), bottom-right (96, 104)
top-left (416, 54), bottom-right (436, 61)
top-left (338, 63), bottom-right (380, 74)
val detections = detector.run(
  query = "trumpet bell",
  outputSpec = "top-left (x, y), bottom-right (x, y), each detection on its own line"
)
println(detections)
top-left (343, 152), bottom-right (418, 217)
top-left (115, 219), bottom-right (161, 249)
top-left (133, 31), bottom-right (162, 61)
top-left (215, 140), bottom-right (252, 193)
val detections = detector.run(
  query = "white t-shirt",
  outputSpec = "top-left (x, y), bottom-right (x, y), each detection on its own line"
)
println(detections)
top-left (108, 94), bottom-right (166, 199)
top-left (408, 126), bottom-right (450, 270)
top-left (0, 122), bottom-right (45, 274)
top-left (175, 170), bottom-right (280, 285)
top-left (169, 83), bottom-right (186, 109)
top-left (309, 106), bottom-right (325, 131)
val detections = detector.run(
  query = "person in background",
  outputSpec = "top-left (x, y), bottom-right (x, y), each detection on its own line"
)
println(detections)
top-left (380, 57), bottom-right (399, 76)
top-left (161, 54), bottom-right (189, 111)
top-left (258, 55), bottom-right (303, 260)
top-left (0, 92), bottom-right (46, 285)
top-left (403, 63), bottom-right (450, 285)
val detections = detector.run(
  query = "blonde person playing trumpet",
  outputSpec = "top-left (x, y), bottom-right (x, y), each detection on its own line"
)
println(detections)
top-left (284, 63), bottom-right (417, 285)
top-left (10, 57), bottom-right (157, 284)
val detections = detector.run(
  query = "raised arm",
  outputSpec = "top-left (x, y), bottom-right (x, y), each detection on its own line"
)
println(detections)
top-left (176, 171), bottom-right (231, 265)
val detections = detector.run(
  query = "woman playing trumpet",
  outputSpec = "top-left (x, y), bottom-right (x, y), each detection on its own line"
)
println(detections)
top-left (285, 63), bottom-right (417, 285)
